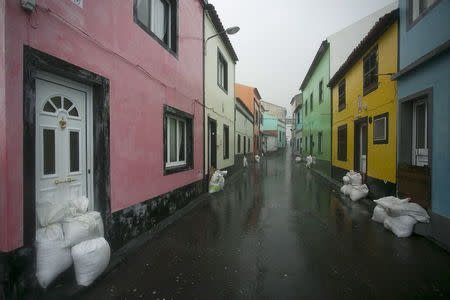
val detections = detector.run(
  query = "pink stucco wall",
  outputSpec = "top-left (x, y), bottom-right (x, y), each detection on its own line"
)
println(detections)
top-left (0, 0), bottom-right (204, 252)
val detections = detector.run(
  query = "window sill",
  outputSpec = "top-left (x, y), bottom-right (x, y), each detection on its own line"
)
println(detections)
top-left (338, 104), bottom-right (346, 112)
top-left (164, 164), bottom-right (193, 176)
top-left (373, 139), bottom-right (388, 145)
top-left (218, 84), bottom-right (228, 95)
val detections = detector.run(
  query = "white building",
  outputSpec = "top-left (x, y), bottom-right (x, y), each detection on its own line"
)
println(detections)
top-left (204, 4), bottom-right (238, 175)
top-left (235, 97), bottom-right (254, 165)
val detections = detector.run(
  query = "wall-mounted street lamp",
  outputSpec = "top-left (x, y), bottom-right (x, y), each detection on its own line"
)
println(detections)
top-left (204, 26), bottom-right (240, 55)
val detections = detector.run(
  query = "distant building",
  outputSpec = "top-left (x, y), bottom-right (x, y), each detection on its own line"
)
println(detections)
top-left (392, 0), bottom-right (450, 249)
top-left (262, 113), bottom-right (286, 152)
top-left (329, 9), bottom-right (399, 198)
top-left (235, 84), bottom-right (263, 155)
top-left (291, 93), bottom-right (303, 156)
top-left (261, 100), bottom-right (287, 123)
top-left (204, 4), bottom-right (238, 175)
top-left (235, 97), bottom-right (254, 166)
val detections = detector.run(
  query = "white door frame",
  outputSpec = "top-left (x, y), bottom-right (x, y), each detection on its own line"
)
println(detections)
top-left (35, 71), bottom-right (95, 211)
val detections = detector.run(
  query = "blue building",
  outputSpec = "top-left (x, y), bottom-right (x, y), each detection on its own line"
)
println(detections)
top-left (262, 113), bottom-right (286, 152)
top-left (393, 0), bottom-right (450, 248)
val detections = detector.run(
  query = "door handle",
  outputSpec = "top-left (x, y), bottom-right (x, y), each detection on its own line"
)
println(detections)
top-left (54, 178), bottom-right (77, 185)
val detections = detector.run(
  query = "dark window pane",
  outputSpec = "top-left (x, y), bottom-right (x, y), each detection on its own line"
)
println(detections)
top-left (64, 98), bottom-right (73, 111)
top-left (43, 101), bottom-right (56, 113)
top-left (43, 129), bottom-right (55, 175)
top-left (179, 121), bottom-right (185, 161)
top-left (416, 104), bottom-right (426, 148)
top-left (136, 0), bottom-right (150, 28)
top-left (51, 96), bottom-right (61, 109)
top-left (70, 131), bottom-right (80, 172)
top-left (69, 107), bottom-right (79, 117)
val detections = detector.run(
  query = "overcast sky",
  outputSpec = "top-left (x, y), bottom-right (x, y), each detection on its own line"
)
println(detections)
top-left (209, 0), bottom-right (395, 113)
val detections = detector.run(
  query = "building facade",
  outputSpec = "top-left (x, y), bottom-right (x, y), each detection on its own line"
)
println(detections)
top-left (262, 113), bottom-right (286, 152)
top-left (300, 41), bottom-right (331, 175)
top-left (235, 97), bottom-right (254, 166)
top-left (393, 0), bottom-right (450, 248)
top-left (291, 93), bottom-right (303, 156)
top-left (329, 9), bottom-right (399, 199)
top-left (261, 100), bottom-right (287, 123)
top-left (0, 0), bottom-right (205, 297)
top-left (235, 83), bottom-right (263, 156)
top-left (204, 4), bottom-right (238, 175)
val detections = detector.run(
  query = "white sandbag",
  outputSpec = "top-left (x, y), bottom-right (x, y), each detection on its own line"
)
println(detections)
top-left (295, 156), bottom-right (302, 163)
top-left (62, 211), bottom-right (104, 247)
top-left (384, 215), bottom-right (417, 238)
top-left (378, 202), bottom-right (430, 223)
top-left (305, 155), bottom-right (313, 168)
top-left (243, 156), bottom-right (248, 167)
top-left (349, 184), bottom-right (369, 201)
top-left (72, 237), bottom-right (111, 286)
top-left (255, 155), bottom-right (260, 163)
top-left (36, 224), bottom-right (72, 288)
top-left (340, 184), bottom-right (352, 196)
top-left (342, 175), bottom-right (351, 184)
top-left (372, 205), bottom-right (388, 224)
top-left (68, 196), bottom-right (89, 217)
top-left (373, 196), bottom-right (410, 208)
top-left (209, 170), bottom-right (226, 194)
top-left (36, 193), bottom-right (69, 227)
top-left (346, 171), bottom-right (362, 186)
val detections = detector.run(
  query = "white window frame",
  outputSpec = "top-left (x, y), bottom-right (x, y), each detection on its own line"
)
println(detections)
top-left (165, 115), bottom-right (187, 168)
top-left (373, 116), bottom-right (387, 142)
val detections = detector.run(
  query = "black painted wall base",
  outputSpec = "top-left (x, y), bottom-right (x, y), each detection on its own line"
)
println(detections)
top-left (332, 165), bottom-right (396, 199)
top-left (108, 180), bottom-right (205, 251)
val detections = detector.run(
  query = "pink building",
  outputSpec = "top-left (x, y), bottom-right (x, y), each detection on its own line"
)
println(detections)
top-left (0, 0), bottom-right (205, 296)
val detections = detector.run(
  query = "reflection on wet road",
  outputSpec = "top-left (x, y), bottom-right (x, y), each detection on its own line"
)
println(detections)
top-left (79, 150), bottom-right (450, 299)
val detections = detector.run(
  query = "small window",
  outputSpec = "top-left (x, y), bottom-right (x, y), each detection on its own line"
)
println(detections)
top-left (217, 50), bottom-right (228, 92)
top-left (338, 125), bottom-right (347, 161)
top-left (69, 131), bottom-right (80, 172)
top-left (338, 80), bottom-right (346, 111)
top-left (363, 46), bottom-right (378, 95)
top-left (373, 113), bottom-right (389, 144)
top-left (319, 81), bottom-right (323, 104)
top-left (305, 136), bottom-right (308, 154)
top-left (223, 125), bottom-right (230, 159)
top-left (279, 132), bottom-right (282, 142)
top-left (309, 134), bottom-right (313, 154)
top-left (409, 0), bottom-right (440, 25)
top-left (248, 137), bottom-right (251, 152)
top-left (135, 0), bottom-right (177, 53)
top-left (305, 101), bottom-right (308, 116)
top-left (237, 134), bottom-right (241, 153)
top-left (164, 106), bottom-right (193, 173)
top-left (310, 93), bottom-right (313, 112)
top-left (318, 131), bottom-right (323, 153)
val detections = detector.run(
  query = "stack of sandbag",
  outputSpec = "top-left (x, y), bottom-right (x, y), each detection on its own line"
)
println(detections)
top-left (35, 193), bottom-right (73, 288)
top-left (339, 170), bottom-right (369, 201)
top-left (372, 196), bottom-right (430, 238)
top-left (209, 170), bottom-right (228, 194)
top-left (35, 194), bottom-right (110, 288)
top-left (255, 155), bottom-right (261, 163)
top-left (295, 156), bottom-right (302, 163)
top-left (243, 156), bottom-right (248, 168)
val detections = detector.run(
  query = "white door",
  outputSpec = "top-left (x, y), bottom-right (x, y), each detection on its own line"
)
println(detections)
top-left (360, 123), bottom-right (367, 174)
top-left (35, 73), bottom-right (93, 225)
top-left (413, 101), bottom-right (428, 166)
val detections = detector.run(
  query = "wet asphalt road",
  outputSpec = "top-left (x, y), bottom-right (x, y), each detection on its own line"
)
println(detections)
top-left (78, 150), bottom-right (450, 300)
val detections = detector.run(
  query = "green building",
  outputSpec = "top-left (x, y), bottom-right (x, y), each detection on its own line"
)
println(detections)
top-left (300, 40), bottom-right (331, 176)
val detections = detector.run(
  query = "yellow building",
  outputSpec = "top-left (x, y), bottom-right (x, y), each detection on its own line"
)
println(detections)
top-left (329, 9), bottom-right (398, 198)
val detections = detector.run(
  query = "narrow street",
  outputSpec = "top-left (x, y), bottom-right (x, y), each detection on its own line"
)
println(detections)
top-left (78, 150), bottom-right (450, 300)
